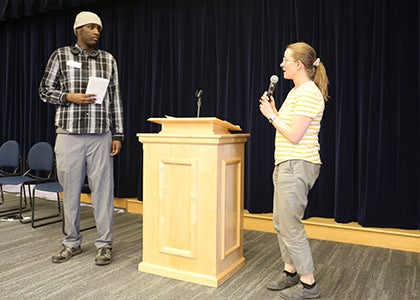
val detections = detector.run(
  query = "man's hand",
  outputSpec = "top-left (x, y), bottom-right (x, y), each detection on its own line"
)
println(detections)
top-left (66, 93), bottom-right (96, 105)
top-left (110, 140), bottom-right (122, 156)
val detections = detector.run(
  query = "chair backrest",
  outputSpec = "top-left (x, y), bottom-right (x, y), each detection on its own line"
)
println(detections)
top-left (0, 140), bottom-right (20, 173)
top-left (27, 142), bottom-right (54, 174)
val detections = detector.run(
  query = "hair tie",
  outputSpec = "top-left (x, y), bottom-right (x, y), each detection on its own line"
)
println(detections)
top-left (313, 58), bottom-right (320, 67)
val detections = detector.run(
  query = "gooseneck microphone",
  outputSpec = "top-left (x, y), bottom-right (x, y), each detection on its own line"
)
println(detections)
top-left (266, 75), bottom-right (279, 99)
top-left (195, 89), bottom-right (203, 118)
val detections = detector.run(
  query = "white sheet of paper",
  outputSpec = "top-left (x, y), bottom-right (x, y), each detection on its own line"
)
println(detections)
top-left (85, 76), bottom-right (110, 104)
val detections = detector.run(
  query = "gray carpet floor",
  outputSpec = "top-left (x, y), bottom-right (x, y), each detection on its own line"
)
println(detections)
top-left (0, 194), bottom-right (419, 300)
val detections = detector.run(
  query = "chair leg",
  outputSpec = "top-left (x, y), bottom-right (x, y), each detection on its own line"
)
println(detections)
top-left (0, 185), bottom-right (30, 217)
top-left (19, 184), bottom-right (32, 224)
top-left (30, 188), bottom-right (62, 228)
top-left (0, 185), bottom-right (4, 205)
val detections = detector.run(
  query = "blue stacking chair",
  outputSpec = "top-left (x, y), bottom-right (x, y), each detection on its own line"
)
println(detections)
top-left (0, 140), bottom-right (22, 211)
top-left (31, 180), bottom-right (63, 228)
top-left (27, 142), bottom-right (64, 227)
top-left (0, 142), bottom-right (59, 224)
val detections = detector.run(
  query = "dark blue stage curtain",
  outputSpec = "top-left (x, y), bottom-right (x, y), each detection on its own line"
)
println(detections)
top-left (0, 0), bottom-right (418, 229)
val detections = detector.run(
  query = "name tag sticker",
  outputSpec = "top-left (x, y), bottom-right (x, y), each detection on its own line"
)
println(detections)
top-left (66, 60), bottom-right (82, 68)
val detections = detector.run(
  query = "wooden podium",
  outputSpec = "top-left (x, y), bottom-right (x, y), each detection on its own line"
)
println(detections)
top-left (137, 117), bottom-right (250, 287)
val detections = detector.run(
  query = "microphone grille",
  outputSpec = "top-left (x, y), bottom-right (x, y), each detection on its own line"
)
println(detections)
top-left (270, 75), bottom-right (279, 83)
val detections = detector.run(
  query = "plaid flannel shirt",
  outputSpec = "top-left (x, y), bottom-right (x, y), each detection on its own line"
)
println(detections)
top-left (39, 44), bottom-right (124, 141)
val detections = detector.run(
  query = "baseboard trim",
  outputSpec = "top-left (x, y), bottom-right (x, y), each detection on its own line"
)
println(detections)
top-left (81, 196), bottom-right (419, 253)
top-left (243, 211), bottom-right (420, 253)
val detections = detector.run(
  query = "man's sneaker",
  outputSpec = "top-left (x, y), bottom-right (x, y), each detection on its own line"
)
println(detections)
top-left (266, 271), bottom-right (300, 291)
top-left (52, 246), bottom-right (82, 263)
top-left (95, 246), bottom-right (112, 265)
top-left (278, 282), bottom-right (320, 299)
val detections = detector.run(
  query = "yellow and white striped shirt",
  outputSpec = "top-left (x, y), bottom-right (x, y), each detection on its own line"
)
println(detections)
top-left (274, 81), bottom-right (324, 165)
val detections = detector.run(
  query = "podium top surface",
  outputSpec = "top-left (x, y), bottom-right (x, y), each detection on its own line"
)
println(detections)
top-left (147, 117), bottom-right (242, 135)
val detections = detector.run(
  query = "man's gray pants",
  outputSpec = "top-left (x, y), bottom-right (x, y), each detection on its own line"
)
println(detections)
top-left (55, 132), bottom-right (114, 249)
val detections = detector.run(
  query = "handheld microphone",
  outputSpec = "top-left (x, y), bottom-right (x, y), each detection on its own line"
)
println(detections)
top-left (266, 75), bottom-right (279, 100)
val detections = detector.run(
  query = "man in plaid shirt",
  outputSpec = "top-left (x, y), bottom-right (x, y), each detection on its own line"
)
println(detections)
top-left (39, 11), bottom-right (124, 266)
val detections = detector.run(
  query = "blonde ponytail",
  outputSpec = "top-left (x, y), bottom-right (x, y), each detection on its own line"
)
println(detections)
top-left (287, 42), bottom-right (330, 101)
top-left (313, 62), bottom-right (330, 101)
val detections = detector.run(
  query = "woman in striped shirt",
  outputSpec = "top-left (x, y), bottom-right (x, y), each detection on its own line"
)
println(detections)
top-left (259, 42), bottom-right (329, 300)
